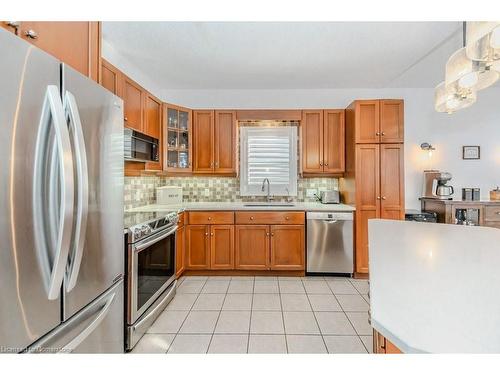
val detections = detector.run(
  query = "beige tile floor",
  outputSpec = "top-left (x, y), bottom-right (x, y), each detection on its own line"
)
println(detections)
top-left (131, 276), bottom-right (372, 354)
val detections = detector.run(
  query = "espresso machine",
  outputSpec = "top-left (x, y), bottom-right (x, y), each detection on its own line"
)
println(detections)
top-left (422, 170), bottom-right (454, 199)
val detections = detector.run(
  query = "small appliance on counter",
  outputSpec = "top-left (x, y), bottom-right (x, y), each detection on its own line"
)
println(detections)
top-left (405, 209), bottom-right (437, 223)
top-left (422, 170), bottom-right (454, 200)
top-left (156, 186), bottom-right (182, 205)
top-left (319, 190), bottom-right (340, 204)
top-left (462, 188), bottom-right (480, 201)
top-left (490, 187), bottom-right (500, 201)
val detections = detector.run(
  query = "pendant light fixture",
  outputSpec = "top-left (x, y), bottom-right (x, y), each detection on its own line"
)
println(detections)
top-left (465, 22), bottom-right (500, 66)
top-left (435, 21), bottom-right (500, 114)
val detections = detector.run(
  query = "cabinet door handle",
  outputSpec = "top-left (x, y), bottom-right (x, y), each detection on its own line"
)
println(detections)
top-left (210, 233), bottom-right (214, 236)
top-left (271, 233), bottom-right (274, 236)
top-left (377, 196), bottom-right (381, 200)
top-left (266, 232), bottom-right (270, 236)
top-left (215, 162), bottom-right (219, 167)
top-left (381, 132), bottom-right (386, 136)
top-left (6, 21), bottom-right (20, 30)
top-left (324, 162), bottom-right (329, 166)
top-left (382, 196), bottom-right (387, 200)
top-left (375, 132), bottom-right (380, 136)
top-left (205, 232), bottom-right (208, 236)
top-left (24, 29), bottom-right (38, 39)
top-left (124, 117), bottom-right (128, 122)
top-left (319, 162), bottom-right (323, 166)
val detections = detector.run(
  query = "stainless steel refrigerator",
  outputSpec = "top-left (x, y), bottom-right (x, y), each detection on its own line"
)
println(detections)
top-left (0, 29), bottom-right (124, 353)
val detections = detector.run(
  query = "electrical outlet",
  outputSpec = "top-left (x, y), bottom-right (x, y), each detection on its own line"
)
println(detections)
top-left (204, 188), bottom-right (210, 197)
top-left (306, 188), bottom-right (318, 198)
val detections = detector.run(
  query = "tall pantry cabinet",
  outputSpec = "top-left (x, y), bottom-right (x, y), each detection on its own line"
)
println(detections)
top-left (341, 100), bottom-right (405, 275)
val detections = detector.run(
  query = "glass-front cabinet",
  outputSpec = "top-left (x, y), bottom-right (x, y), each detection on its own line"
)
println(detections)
top-left (164, 103), bottom-right (192, 173)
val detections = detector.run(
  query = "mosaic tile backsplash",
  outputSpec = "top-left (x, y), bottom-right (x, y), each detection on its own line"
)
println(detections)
top-left (124, 176), bottom-right (338, 210)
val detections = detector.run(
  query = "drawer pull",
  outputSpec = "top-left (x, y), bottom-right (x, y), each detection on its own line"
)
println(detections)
top-left (208, 217), bottom-right (211, 221)
top-left (285, 216), bottom-right (290, 220)
top-left (250, 216), bottom-right (254, 220)
top-left (25, 29), bottom-right (38, 39)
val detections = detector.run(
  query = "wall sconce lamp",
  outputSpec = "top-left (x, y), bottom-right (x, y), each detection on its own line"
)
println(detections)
top-left (420, 142), bottom-right (436, 157)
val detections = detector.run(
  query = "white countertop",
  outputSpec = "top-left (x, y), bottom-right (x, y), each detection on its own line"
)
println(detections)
top-left (126, 201), bottom-right (355, 213)
top-left (368, 219), bottom-right (500, 353)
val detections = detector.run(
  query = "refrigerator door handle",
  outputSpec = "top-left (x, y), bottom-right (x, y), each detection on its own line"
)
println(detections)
top-left (63, 90), bottom-right (89, 292)
top-left (33, 85), bottom-right (75, 300)
top-left (60, 292), bottom-right (116, 353)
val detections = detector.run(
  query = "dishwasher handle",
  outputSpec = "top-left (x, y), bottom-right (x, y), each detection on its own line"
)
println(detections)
top-left (323, 219), bottom-right (338, 224)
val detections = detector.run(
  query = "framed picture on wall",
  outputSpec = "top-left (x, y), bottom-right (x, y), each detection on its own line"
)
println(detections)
top-left (462, 146), bottom-right (480, 160)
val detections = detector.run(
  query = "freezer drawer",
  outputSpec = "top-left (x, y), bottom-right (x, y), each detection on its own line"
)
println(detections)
top-left (26, 279), bottom-right (124, 353)
top-left (306, 212), bottom-right (354, 274)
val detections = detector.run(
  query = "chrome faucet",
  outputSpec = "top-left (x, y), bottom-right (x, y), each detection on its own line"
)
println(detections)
top-left (261, 178), bottom-right (273, 202)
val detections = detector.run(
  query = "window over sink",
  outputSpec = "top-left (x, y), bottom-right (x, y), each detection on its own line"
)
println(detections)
top-left (239, 126), bottom-right (298, 197)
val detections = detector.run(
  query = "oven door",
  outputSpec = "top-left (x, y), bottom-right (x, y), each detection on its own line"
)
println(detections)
top-left (128, 226), bottom-right (177, 324)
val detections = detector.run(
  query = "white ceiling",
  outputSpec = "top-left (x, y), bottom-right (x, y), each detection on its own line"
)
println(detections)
top-left (102, 22), bottom-right (463, 89)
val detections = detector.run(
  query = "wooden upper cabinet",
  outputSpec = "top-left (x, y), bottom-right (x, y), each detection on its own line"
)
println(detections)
top-left (235, 225), bottom-right (270, 270)
top-left (193, 110), bottom-right (215, 173)
top-left (323, 110), bottom-right (345, 173)
top-left (214, 111), bottom-right (236, 173)
top-left (123, 78), bottom-right (144, 132)
top-left (380, 144), bottom-right (405, 220)
top-left (210, 225), bottom-right (235, 270)
top-left (144, 94), bottom-right (161, 140)
top-left (380, 100), bottom-right (404, 143)
top-left (355, 100), bottom-right (380, 143)
top-left (100, 59), bottom-right (122, 97)
top-left (186, 225), bottom-right (210, 269)
top-left (17, 22), bottom-right (101, 82)
top-left (270, 225), bottom-right (305, 271)
top-left (301, 110), bottom-right (324, 173)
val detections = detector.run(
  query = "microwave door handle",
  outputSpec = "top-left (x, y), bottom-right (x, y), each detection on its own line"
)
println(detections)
top-left (33, 85), bottom-right (75, 300)
top-left (64, 91), bottom-right (89, 292)
top-left (134, 226), bottom-right (178, 252)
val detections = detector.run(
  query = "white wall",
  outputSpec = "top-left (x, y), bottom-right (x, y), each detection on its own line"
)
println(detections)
top-left (161, 87), bottom-right (500, 210)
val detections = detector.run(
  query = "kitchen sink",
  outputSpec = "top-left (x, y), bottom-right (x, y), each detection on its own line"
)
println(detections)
top-left (243, 202), bottom-right (296, 207)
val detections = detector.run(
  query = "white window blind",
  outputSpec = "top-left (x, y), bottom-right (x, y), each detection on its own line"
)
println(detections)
top-left (240, 127), bottom-right (297, 196)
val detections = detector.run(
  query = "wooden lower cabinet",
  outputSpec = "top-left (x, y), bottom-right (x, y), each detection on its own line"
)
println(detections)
top-left (186, 225), bottom-right (210, 269)
top-left (374, 330), bottom-right (402, 354)
top-left (175, 225), bottom-right (185, 277)
top-left (235, 225), bottom-right (270, 270)
top-left (270, 225), bottom-right (305, 270)
top-left (184, 212), bottom-right (306, 273)
top-left (210, 225), bottom-right (234, 269)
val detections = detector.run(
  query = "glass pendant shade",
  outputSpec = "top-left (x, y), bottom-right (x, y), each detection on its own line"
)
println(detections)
top-left (445, 47), bottom-right (499, 91)
top-left (435, 82), bottom-right (476, 113)
top-left (466, 22), bottom-right (500, 62)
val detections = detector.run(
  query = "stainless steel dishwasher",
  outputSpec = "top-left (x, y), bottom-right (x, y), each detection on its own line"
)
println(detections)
top-left (306, 212), bottom-right (354, 275)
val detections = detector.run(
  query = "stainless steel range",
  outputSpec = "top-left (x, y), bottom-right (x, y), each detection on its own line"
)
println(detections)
top-left (125, 211), bottom-right (179, 351)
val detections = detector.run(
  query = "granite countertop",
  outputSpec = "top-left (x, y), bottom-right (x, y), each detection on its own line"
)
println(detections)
top-left (124, 201), bottom-right (355, 229)
top-left (368, 219), bottom-right (500, 353)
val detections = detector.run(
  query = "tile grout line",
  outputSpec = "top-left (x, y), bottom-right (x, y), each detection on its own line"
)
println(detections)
top-left (302, 277), bottom-right (329, 353)
top-left (325, 277), bottom-right (368, 353)
top-left (278, 278), bottom-right (289, 354)
top-left (167, 276), bottom-right (209, 353)
top-left (206, 277), bottom-right (231, 353)
top-left (246, 277), bottom-right (255, 353)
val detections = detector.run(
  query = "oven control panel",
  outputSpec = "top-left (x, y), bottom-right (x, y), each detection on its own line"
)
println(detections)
top-left (128, 212), bottom-right (179, 243)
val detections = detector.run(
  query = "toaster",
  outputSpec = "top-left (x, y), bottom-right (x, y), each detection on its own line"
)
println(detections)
top-left (320, 190), bottom-right (340, 204)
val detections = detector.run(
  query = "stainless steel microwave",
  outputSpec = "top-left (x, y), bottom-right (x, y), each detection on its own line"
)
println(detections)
top-left (124, 128), bottom-right (159, 163)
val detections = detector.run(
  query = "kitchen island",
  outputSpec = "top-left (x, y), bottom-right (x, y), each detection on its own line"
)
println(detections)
top-left (368, 219), bottom-right (500, 353)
